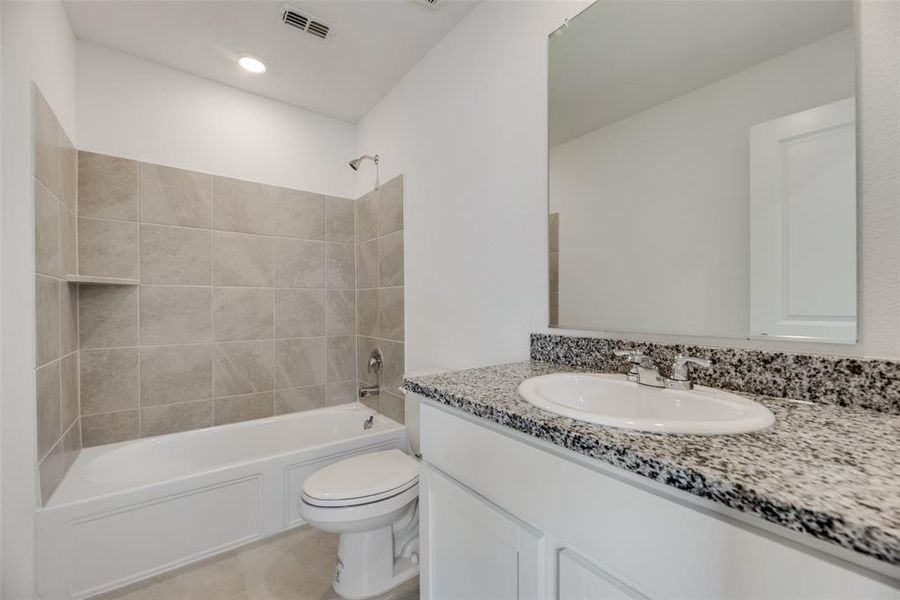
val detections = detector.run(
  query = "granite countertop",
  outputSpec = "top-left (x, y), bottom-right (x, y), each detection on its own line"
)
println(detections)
top-left (404, 361), bottom-right (900, 567)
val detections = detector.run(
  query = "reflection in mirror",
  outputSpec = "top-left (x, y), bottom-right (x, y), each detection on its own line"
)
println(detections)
top-left (548, 0), bottom-right (856, 343)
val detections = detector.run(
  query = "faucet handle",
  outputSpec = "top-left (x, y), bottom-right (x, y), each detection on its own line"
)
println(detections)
top-left (614, 349), bottom-right (645, 363)
top-left (671, 354), bottom-right (711, 382)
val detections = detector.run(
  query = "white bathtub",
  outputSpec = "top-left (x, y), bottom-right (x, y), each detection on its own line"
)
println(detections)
top-left (37, 403), bottom-right (407, 600)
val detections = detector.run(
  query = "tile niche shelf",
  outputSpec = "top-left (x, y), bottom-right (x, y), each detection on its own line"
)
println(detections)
top-left (65, 274), bottom-right (139, 286)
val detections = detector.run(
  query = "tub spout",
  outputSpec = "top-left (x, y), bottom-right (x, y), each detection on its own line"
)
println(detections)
top-left (359, 385), bottom-right (380, 398)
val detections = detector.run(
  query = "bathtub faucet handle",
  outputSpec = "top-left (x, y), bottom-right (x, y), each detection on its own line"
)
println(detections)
top-left (367, 349), bottom-right (383, 375)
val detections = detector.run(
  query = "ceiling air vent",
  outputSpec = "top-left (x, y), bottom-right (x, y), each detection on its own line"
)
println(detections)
top-left (281, 6), bottom-right (333, 42)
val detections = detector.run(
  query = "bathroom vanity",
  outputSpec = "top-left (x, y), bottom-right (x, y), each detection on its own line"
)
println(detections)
top-left (405, 361), bottom-right (900, 599)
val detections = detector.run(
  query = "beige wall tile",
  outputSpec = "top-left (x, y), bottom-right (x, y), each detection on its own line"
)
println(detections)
top-left (214, 392), bottom-right (274, 425)
top-left (60, 140), bottom-right (78, 213)
top-left (213, 176), bottom-right (276, 235)
top-left (272, 190), bottom-right (325, 240)
top-left (140, 286), bottom-right (212, 345)
top-left (33, 88), bottom-right (63, 202)
top-left (379, 287), bottom-right (404, 342)
top-left (356, 187), bottom-right (377, 242)
top-left (326, 336), bottom-right (356, 383)
top-left (326, 290), bottom-right (356, 336)
top-left (378, 231), bottom-right (404, 287)
top-left (141, 400), bottom-right (213, 437)
top-left (79, 285), bottom-right (139, 348)
top-left (213, 341), bottom-right (274, 397)
top-left (357, 289), bottom-right (379, 337)
top-left (380, 340), bottom-right (405, 394)
top-left (214, 232), bottom-right (273, 287)
top-left (275, 338), bottom-right (326, 389)
top-left (59, 141), bottom-right (78, 212)
top-left (549, 252), bottom-right (559, 292)
top-left (325, 197), bottom-right (355, 243)
top-left (36, 275), bottom-right (60, 366)
top-left (327, 381), bottom-right (356, 404)
top-left (140, 225), bottom-right (212, 285)
top-left (78, 151), bottom-right (139, 220)
top-left (275, 385), bottom-right (325, 414)
top-left (39, 419), bottom-right (80, 503)
top-left (59, 205), bottom-right (77, 276)
top-left (82, 411), bottom-right (139, 447)
top-left (213, 287), bottom-right (273, 341)
top-left (379, 391), bottom-right (405, 424)
top-left (35, 181), bottom-right (59, 276)
top-left (377, 175), bottom-right (403, 236)
top-left (36, 361), bottom-right (61, 459)
top-left (78, 217), bottom-right (139, 278)
top-left (140, 163), bottom-right (213, 228)
top-left (274, 239), bottom-right (324, 288)
top-left (274, 289), bottom-right (325, 338)
top-left (548, 212), bottom-right (560, 253)
top-left (325, 243), bottom-right (355, 289)
top-left (550, 292), bottom-right (559, 326)
top-left (357, 336), bottom-right (378, 387)
top-left (80, 349), bottom-right (139, 415)
top-left (59, 280), bottom-right (78, 355)
top-left (357, 239), bottom-right (378, 289)
top-left (360, 395), bottom-right (378, 413)
top-left (140, 344), bottom-right (212, 407)
top-left (60, 352), bottom-right (79, 432)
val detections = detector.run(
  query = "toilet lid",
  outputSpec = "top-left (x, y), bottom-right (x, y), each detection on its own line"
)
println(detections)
top-left (302, 449), bottom-right (419, 504)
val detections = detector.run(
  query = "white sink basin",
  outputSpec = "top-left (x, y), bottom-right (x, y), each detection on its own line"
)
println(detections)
top-left (518, 373), bottom-right (774, 435)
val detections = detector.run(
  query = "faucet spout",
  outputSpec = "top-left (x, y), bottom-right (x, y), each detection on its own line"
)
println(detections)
top-left (359, 385), bottom-right (380, 398)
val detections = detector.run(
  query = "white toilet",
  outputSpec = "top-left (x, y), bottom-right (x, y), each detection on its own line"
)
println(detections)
top-left (298, 449), bottom-right (420, 599)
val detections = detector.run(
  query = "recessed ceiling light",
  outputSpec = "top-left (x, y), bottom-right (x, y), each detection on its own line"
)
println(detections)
top-left (238, 56), bottom-right (267, 74)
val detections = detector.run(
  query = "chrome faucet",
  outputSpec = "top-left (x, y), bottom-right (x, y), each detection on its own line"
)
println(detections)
top-left (614, 350), bottom-right (665, 387)
top-left (359, 349), bottom-right (383, 399)
top-left (614, 350), bottom-right (710, 390)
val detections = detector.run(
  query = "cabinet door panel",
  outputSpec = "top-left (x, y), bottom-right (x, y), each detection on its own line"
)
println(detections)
top-left (559, 549), bottom-right (647, 600)
top-left (422, 465), bottom-right (544, 599)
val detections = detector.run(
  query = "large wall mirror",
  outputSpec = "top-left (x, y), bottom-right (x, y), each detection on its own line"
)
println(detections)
top-left (548, 0), bottom-right (857, 343)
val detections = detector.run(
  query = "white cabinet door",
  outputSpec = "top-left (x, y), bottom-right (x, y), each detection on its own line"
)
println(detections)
top-left (421, 465), bottom-right (545, 600)
top-left (558, 550), bottom-right (647, 600)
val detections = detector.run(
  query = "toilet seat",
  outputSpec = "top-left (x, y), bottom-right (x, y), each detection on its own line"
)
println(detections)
top-left (302, 449), bottom-right (419, 508)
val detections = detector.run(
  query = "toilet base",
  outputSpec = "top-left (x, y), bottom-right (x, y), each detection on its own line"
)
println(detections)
top-left (332, 526), bottom-right (419, 599)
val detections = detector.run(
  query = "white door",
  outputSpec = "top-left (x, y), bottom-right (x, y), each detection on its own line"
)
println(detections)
top-left (420, 465), bottom-right (545, 600)
top-left (749, 97), bottom-right (856, 343)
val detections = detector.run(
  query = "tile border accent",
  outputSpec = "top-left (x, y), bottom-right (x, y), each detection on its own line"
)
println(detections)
top-left (530, 333), bottom-right (900, 414)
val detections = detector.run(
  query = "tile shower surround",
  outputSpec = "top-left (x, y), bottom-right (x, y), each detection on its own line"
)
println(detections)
top-left (531, 333), bottom-right (900, 414)
top-left (74, 150), bottom-right (381, 449)
top-left (356, 176), bottom-right (406, 423)
top-left (33, 87), bottom-right (81, 503)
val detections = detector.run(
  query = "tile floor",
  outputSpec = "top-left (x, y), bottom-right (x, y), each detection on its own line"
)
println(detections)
top-left (96, 527), bottom-right (419, 600)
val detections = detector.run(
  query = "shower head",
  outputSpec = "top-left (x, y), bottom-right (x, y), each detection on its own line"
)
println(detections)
top-left (349, 154), bottom-right (379, 171)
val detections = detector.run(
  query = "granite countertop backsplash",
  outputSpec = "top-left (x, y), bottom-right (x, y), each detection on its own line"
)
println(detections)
top-left (404, 361), bottom-right (900, 567)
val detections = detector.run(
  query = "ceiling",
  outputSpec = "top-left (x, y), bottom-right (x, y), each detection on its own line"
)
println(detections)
top-left (549, 0), bottom-right (853, 146)
top-left (64, 0), bottom-right (478, 123)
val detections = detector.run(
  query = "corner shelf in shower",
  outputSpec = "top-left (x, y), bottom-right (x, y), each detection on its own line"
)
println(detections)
top-left (65, 274), bottom-right (139, 286)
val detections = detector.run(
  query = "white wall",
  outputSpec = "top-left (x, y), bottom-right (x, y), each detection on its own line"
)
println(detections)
top-left (77, 42), bottom-right (357, 199)
top-left (550, 30), bottom-right (854, 337)
top-left (359, 0), bottom-right (899, 361)
top-left (1, 2), bottom-right (78, 597)
top-left (356, 1), bottom-right (590, 373)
